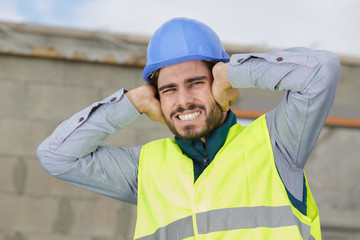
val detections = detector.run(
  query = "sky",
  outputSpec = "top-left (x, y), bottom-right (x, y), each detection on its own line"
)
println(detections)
top-left (1, 0), bottom-right (359, 57)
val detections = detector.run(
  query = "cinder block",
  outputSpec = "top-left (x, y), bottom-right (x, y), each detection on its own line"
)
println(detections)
top-left (320, 208), bottom-right (360, 231)
top-left (0, 194), bottom-right (58, 232)
top-left (133, 114), bottom-right (168, 131)
top-left (337, 65), bottom-right (360, 107)
top-left (328, 65), bottom-right (360, 119)
top-left (62, 61), bottom-right (139, 91)
top-left (0, 55), bottom-right (64, 85)
top-left (0, 230), bottom-right (27, 240)
top-left (0, 81), bottom-right (27, 118)
top-left (101, 113), bottom-right (172, 147)
top-left (135, 128), bottom-right (174, 146)
top-left (0, 156), bottom-right (21, 193)
top-left (354, 231), bottom-right (360, 240)
top-left (313, 190), bottom-right (349, 210)
top-left (100, 88), bottom-right (121, 100)
top-left (70, 198), bottom-right (125, 237)
top-left (103, 127), bottom-right (137, 148)
top-left (134, 116), bottom-right (174, 145)
top-left (231, 87), bottom-right (282, 112)
top-left (307, 128), bottom-right (355, 174)
top-left (306, 128), bottom-right (360, 211)
top-left (322, 230), bottom-right (354, 240)
top-left (114, 202), bottom-right (137, 240)
top-left (0, 119), bottom-right (56, 156)
top-left (134, 67), bottom-right (146, 88)
top-left (26, 233), bottom-right (92, 240)
top-left (27, 84), bottom-right (100, 121)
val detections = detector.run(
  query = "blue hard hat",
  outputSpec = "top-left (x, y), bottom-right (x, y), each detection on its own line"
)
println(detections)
top-left (142, 17), bottom-right (230, 82)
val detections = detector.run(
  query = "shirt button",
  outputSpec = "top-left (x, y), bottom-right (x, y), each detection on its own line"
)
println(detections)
top-left (110, 97), bottom-right (117, 102)
top-left (276, 57), bottom-right (283, 62)
top-left (78, 117), bottom-right (84, 122)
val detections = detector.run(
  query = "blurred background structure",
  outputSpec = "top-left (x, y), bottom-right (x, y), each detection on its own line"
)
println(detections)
top-left (0, 18), bottom-right (359, 240)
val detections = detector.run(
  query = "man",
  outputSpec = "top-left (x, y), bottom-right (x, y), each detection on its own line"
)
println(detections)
top-left (37, 17), bottom-right (340, 239)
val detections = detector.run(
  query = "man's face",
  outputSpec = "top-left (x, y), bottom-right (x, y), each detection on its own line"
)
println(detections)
top-left (157, 60), bottom-right (226, 141)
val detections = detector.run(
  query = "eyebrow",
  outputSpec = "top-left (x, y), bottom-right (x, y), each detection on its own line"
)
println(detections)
top-left (184, 76), bottom-right (207, 84)
top-left (158, 76), bottom-right (208, 92)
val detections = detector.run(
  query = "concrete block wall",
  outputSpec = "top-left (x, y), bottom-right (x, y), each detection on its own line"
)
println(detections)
top-left (0, 54), bottom-right (172, 240)
top-left (0, 23), bottom-right (360, 239)
top-left (306, 127), bottom-right (360, 240)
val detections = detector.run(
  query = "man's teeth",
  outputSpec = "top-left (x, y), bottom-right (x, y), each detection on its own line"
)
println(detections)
top-left (178, 112), bottom-right (200, 121)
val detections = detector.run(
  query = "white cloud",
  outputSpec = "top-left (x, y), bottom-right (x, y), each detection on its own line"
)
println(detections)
top-left (32, 0), bottom-right (54, 14)
top-left (0, 0), bottom-right (25, 22)
top-left (67, 0), bottom-right (360, 56)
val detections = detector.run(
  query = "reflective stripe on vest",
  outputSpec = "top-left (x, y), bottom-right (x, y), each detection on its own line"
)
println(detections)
top-left (136, 206), bottom-right (316, 240)
top-left (136, 216), bottom-right (193, 240)
top-left (135, 115), bottom-right (321, 240)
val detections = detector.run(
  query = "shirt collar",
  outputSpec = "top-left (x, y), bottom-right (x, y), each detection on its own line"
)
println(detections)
top-left (175, 109), bottom-right (237, 162)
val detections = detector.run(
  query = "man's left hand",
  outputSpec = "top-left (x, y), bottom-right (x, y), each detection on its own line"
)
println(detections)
top-left (212, 62), bottom-right (240, 112)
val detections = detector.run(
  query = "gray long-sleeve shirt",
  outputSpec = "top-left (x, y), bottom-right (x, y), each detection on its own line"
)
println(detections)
top-left (37, 47), bottom-right (340, 205)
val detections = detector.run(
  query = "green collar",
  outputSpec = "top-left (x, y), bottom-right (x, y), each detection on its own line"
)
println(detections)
top-left (175, 110), bottom-right (237, 181)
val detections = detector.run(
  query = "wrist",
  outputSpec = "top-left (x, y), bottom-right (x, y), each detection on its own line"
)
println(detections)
top-left (125, 87), bottom-right (147, 113)
top-left (213, 62), bottom-right (231, 87)
top-left (125, 84), bottom-right (158, 114)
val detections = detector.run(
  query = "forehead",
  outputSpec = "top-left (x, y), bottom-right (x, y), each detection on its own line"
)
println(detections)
top-left (157, 60), bottom-right (211, 85)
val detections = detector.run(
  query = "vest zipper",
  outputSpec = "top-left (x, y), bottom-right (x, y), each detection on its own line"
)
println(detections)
top-left (204, 135), bottom-right (210, 167)
top-left (203, 156), bottom-right (208, 167)
top-left (191, 141), bottom-right (209, 168)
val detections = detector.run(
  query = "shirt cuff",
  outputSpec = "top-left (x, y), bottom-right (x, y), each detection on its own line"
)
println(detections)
top-left (227, 54), bottom-right (256, 89)
top-left (97, 88), bottom-right (141, 129)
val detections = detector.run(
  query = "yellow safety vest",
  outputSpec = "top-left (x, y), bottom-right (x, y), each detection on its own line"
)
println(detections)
top-left (134, 115), bottom-right (321, 240)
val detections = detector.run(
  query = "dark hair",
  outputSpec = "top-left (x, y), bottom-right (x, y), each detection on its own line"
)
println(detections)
top-left (149, 60), bottom-right (216, 88)
top-left (149, 69), bottom-right (160, 88)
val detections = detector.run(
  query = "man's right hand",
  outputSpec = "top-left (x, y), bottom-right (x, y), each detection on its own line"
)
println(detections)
top-left (125, 84), bottom-right (166, 125)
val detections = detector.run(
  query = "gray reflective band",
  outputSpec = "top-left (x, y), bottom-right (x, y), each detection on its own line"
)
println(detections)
top-left (136, 206), bottom-right (315, 240)
top-left (293, 212), bottom-right (311, 239)
top-left (136, 216), bottom-right (194, 240)
top-left (197, 205), bottom-right (313, 239)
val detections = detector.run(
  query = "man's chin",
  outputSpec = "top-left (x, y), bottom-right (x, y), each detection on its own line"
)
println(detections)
top-left (174, 126), bottom-right (207, 141)
top-left (165, 118), bottom-right (212, 141)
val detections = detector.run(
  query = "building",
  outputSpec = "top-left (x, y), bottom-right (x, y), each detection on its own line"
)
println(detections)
top-left (0, 22), bottom-right (359, 240)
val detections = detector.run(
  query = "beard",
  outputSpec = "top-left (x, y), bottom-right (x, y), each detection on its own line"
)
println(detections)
top-left (163, 101), bottom-right (224, 141)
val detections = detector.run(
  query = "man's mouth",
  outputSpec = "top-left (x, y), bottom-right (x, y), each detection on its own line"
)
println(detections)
top-left (177, 111), bottom-right (201, 121)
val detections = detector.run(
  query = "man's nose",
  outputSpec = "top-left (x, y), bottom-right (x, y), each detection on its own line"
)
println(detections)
top-left (176, 88), bottom-right (194, 108)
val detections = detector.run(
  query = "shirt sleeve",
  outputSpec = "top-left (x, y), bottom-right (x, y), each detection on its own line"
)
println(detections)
top-left (227, 47), bottom-right (340, 200)
top-left (36, 88), bottom-right (142, 205)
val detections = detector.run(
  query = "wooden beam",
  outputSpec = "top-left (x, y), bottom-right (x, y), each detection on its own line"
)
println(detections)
top-left (232, 108), bottom-right (360, 128)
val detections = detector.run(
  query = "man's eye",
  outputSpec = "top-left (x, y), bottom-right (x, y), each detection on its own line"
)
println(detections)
top-left (191, 81), bottom-right (203, 87)
top-left (162, 88), bottom-right (175, 94)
